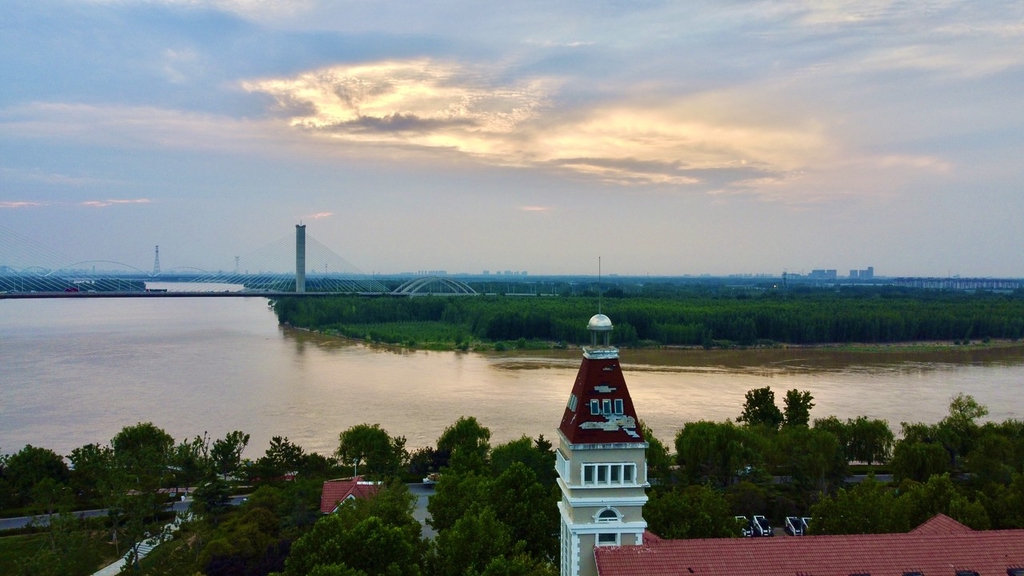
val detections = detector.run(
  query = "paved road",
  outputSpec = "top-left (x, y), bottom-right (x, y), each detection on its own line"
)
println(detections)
top-left (0, 496), bottom-right (248, 532)
top-left (407, 483), bottom-right (437, 539)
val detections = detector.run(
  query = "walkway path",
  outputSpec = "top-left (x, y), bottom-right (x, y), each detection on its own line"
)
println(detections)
top-left (90, 511), bottom-right (192, 576)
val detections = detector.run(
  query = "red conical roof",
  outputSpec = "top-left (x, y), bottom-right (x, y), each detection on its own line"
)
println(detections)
top-left (558, 352), bottom-right (646, 445)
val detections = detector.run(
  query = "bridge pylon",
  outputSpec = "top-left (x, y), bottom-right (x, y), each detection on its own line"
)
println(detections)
top-left (295, 224), bottom-right (306, 293)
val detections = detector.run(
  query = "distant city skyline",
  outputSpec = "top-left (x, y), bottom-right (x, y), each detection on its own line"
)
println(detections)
top-left (2, 1), bottom-right (1022, 277)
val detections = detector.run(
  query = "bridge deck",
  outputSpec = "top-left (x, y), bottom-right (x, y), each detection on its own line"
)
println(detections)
top-left (0, 291), bottom-right (389, 300)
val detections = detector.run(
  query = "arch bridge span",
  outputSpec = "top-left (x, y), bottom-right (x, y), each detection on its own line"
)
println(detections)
top-left (392, 276), bottom-right (478, 296)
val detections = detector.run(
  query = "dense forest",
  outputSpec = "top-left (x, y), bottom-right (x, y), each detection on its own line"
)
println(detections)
top-left (273, 286), bottom-right (1024, 348)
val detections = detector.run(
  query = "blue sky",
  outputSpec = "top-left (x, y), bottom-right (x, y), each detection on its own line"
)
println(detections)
top-left (2, 0), bottom-right (1022, 276)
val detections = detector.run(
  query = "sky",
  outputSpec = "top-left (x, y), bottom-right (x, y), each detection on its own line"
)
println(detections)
top-left (1, 0), bottom-right (1022, 277)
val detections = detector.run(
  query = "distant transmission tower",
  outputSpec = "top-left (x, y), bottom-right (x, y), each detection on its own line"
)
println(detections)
top-left (235, 256), bottom-right (240, 275)
top-left (152, 245), bottom-right (161, 275)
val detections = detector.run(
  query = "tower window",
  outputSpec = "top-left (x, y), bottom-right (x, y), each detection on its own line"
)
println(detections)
top-left (567, 394), bottom-right (578, 412)
top-left (596, 533), bottom-right (619, 546)
top-left (582, 463), bottom-right (638, 486)
top-left (589, 400), bottom-right (600, 415)
top-left (614, 399), bottom-right (624, 414)
top-left (602, 399), bottom-right (612, 415)
top-left (597, 508), bottom-right (620, 522)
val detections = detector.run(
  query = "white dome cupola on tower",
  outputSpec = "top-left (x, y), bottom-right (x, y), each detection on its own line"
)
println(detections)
top-left (586, 313), bottom-right (615, 357)
top-left (588, 313), bottom-right (612, 331)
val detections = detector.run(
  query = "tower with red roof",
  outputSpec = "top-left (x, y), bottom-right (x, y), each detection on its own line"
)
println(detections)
top-left (556, 314), bottom-right (649, 576)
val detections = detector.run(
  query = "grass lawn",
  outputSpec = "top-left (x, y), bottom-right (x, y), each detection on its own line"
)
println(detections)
top-left (0, 530), bottom-right (121, 576)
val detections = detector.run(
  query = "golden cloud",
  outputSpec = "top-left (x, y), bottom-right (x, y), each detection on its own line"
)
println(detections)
top-left (244, 60), bottom-right (834, 190)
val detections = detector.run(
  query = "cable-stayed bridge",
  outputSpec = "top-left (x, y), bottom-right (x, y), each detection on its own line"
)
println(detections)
top-left (0, 225), bottom-right (476, 298)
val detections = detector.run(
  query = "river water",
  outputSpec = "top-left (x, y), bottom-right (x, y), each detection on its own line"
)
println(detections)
top-left (2, 297), bottom-right (1024, 459)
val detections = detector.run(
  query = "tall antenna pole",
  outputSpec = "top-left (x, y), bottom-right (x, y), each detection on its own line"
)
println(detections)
top-left (598, 256), bottom-right (602, 314)
top-left (152, 245), bottom-right (161, 276)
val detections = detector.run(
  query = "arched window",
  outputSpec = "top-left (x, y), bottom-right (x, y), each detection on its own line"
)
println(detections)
top-left (597, 508), bottom-right (621, 522)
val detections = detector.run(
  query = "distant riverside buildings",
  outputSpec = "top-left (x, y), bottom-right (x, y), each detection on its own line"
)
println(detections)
top-left (850, 266), bottom-right (875, 279)
top-left (785, 266), bottom-right (875, 281)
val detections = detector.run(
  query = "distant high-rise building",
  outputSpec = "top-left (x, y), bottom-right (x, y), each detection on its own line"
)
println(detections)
top-left (850, 269), bottom-right (859, 278)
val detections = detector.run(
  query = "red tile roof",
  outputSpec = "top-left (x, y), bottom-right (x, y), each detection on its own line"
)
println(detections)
top-left (319, 476), bottom-right (381, 514)
top-left (595, 515), bottom-right (1024, 576)
top-left (558, 355), bottom-right (646, 445)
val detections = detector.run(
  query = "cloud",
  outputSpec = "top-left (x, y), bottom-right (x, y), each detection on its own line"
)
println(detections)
top-left (244, 60), bottom-right (550, 137)
top-left (0, 102), bottom-right (294, 155)
top-left (83, 0), bottom-right (315, 22)
top-left (0, 167), bottom-right (118, 187)
top-left (0, 201), bottom-right (45, 209)
top-left (80, 199), bottom-right (152, 207)
top-left (303, 211), bottom-right (334, 220)
top-left (520, 206), bottom-right (551, 212)
top-left (243, 59), bottom-right (835, 193)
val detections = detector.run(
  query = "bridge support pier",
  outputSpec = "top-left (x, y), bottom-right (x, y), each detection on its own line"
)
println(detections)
top-left (295, 224), bottom-right (306, 293)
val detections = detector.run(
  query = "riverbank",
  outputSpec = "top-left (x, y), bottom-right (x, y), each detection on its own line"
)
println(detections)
top-left (290, 323), bottom-right (1024, 356)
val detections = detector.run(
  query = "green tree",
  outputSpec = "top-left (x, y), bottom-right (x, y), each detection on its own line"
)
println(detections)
top-left (199, 487), bottom-right (289, 575)
top-left (334, 479), bottom-right (422, 538)
top-left (900, 473), bottom-right (990, 530)
top-left (891, 437), bottom-right (950, 483)
top-left (337, 424), bottom-right (407, 479)
top-left (478, 554), bottom-right (559, 576)
top-left (937, 393), bottom-right (989, 468)
top-left (964, 428), bottom-right (1016, 485)
top-left (14, 510), bottom-right (101, 576)
top-left (982, 472), bottom-right (1024, 529)
top-left (675, 421), bottom-right (763, 486)
top-left (211, 430), bottom-right (250, 477)
top-left (67, 443), bottom-right (113, 505)
top-left (286, 515), bottom-right (423, 576)
top-left (768, 426), bottom-right (847, 493)
top-left (426, 472), bottom-right (488, 533)
top-left (737, 387), bottom-right (783, 429)
top-left (30, 477), bottom-right (72, 515)
top-left (846, 416), bottom-right (894, 465)
top-left (809, 475), bottom-right (903, 535)
top-left (253, 436), bottom-right (306, 479)
top-left (490, 435), bottom-right (556, 488)
top-left (3, 445), bottom-right (70, 507)
top-left (192, 474), bottom-right (233, 519)
top-left (437, 416), bottom-right (491, 473)
top-left (639, 421), bottom-right (674, 485)
top-left (106, 422), bottom-right (175, 569)
top-left (644, 485), bottom-right (740, 539)
top-left (486, 462), bottom-right (559, 561)
top-left (428, 506), bottom-right (515, 576)
top-left (170, 433), bottom-right (212, 489)
top-left (284, 483), bottom-right (425, 576)
top-left (725, 481), bottom-right (768, 518)
top-left (782, 389), bottom-right (815, 428)
top-left (111, 422), bottom-right (174, 473)
top-left (307, 565), bottom-right (368, 576)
